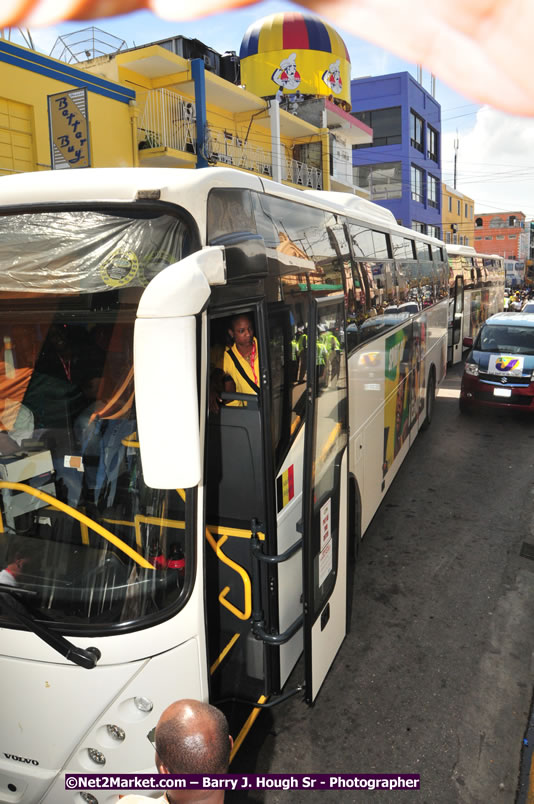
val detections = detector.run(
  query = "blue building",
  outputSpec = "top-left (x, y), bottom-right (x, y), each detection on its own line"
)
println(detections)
top-left (350, 72), bottom-right (441, 239)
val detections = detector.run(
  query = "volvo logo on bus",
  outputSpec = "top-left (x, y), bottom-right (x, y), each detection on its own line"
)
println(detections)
top-left (4, 753), bottom-right (39, 765)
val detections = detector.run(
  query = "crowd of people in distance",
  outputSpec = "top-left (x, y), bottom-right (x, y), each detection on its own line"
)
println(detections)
top-left (504, 287), bottom-right (534, 312)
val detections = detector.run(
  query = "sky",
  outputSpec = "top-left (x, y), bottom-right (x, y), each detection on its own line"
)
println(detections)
top-left (7, 0), bottom-right (534, 218)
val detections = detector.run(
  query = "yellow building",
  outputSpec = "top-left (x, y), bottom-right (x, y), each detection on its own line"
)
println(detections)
top-left (0, 24), bottom-right (372, 194)
top-left (0, 36), bottom-right (137, 176)
top-left (441, 183), bottom-right (475, 247)
top-left (81, 30), bottom-right (371, 193)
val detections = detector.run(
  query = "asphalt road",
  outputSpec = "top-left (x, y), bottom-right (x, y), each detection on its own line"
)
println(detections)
top-left (229, 360), bottom-right (534, 803)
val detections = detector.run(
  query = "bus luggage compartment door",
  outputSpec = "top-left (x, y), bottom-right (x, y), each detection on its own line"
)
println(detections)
top-left (302, 295), bottom-right (349, 703)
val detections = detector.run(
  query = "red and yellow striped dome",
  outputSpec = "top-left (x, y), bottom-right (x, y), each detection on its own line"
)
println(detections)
top-left (240, 12), bottom-right (352, 108)
top-left (240, 12), bottom-right (350, 62)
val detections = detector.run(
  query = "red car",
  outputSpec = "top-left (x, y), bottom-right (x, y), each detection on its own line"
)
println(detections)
top-left (460, 313), bottom-right (534, 413)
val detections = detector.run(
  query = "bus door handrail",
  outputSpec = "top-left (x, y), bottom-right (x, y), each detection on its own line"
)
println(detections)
top-left (204, 524), bottom-right (265, 621)
top-left (249, 518), bottom-right (304, 645)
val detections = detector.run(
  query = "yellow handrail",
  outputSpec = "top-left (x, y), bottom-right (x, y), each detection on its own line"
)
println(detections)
top-left (121, 431), bottom-right (140, 448)
top-left (206, 532), bottom-right (252, 621)
top-left (179, 489), bottom-right (255, 622)
top-left (210, 632), bottom-right (240, 675)
top-left (230, 695), bottom-right (268, 761)
top-left (0, 482), bottom-right (154, 569)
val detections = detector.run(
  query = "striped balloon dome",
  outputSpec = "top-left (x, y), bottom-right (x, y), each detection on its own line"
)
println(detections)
top-left (240, 12), bottom-right (351, 63)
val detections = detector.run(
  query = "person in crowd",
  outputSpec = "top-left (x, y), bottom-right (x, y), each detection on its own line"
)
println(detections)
top-left (510, 294), bottom-right (522, 312)
top-left (119, 699), bottom-right (232, 804)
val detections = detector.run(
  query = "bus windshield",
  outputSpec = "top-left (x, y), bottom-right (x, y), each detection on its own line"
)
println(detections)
top-left (0, 208), bottom-right (195, 633)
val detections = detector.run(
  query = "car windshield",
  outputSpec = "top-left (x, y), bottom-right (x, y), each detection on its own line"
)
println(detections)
top-left (476, 324), bottom-right (534, 355)
top-left (0, 208), bottom-right (195, 634)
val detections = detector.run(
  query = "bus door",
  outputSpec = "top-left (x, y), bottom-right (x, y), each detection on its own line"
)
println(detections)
top-left (205, 303), bottom-right (303, 721)
top-left (302, 295), bottom-right (349, 703)
top-left (448, 275), bottom-right (464, 364)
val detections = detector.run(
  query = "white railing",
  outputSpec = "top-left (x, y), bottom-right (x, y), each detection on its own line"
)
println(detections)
top-left (138, 89), bottom-right (196, 154)
top-left (283, 157), bottom-right (323, 190)
top-left (137, 93), bottom-right (322, 189)
top-left (205, 128), bottom-right (272, 176)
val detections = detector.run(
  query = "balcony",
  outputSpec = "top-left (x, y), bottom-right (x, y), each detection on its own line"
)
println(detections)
top-left (205, 128), bottom-right (272, 176)
top-left (283, 157), bottom-right (322, 190)
top-left (138, 88), bottom-right (197, 167)
top-left (137, 88), bottom-right (323, 189)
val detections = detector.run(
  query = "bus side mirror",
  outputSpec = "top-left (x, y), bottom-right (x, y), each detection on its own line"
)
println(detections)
top-left (135, 316), bottom-right (200, 489)
top-left (463, 336), bottom-right (473, 348)
top-left (134, 247), bottom-right (225, 489)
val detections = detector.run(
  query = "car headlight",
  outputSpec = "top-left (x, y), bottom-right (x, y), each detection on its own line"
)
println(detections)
top-left (464, 363), bottom-right (479, 376)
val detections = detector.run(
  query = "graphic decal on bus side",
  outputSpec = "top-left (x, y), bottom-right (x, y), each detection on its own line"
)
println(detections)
top-left (276, 465), bottom-right (295, 512)
top-left (383, 326), bottom-right (412, 483)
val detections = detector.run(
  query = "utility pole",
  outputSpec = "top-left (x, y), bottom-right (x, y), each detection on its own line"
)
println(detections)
top-left (453, 131), bottom-right (459, 189)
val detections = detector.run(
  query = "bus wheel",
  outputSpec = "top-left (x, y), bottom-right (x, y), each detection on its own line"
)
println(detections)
top-left (421, 369), bottom-right (436, 430)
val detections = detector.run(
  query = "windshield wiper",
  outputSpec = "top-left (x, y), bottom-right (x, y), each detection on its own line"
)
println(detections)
top-left (0, 587), bottom-right (101, 669)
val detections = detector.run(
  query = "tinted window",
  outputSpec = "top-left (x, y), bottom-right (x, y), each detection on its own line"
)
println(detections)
top-left (348, 224), bottom-right (389, 260)
top-left (417, 241), bottom-right (432, 261)
top-left (353, 106), bottom-right (402, 148)
top-left (208, 188), bottom-right (256, 241)
top-left (391, 236), bottom-right (416, 260)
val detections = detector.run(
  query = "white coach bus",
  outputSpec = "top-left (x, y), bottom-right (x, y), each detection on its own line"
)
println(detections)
top-left (0, 167), bottom-right (449, 803)
top-left (447, 243), bottom-right (505, 364)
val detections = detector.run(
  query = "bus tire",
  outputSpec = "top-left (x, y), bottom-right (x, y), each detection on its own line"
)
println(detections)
top-left (421, 368), bottom-right (436, 430)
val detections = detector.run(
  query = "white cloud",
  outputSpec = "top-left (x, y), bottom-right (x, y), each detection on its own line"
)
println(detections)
top-left (442, 107), bottom-right (534, 217)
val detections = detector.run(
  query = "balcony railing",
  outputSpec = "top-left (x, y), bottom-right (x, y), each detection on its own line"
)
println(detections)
top-left (138, 89), bottom-right (323, 189)
top-left (283, 157), bottom-right (323, 190)
top-left (205, 128), bottom-right (272, 176)
top-left (138, 88), bottom-right (196, 154)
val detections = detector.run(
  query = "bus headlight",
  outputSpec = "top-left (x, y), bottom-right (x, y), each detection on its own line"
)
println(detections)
top-left (106, 724), bottom-right (125, 741)
top-left (464, 363), bottom-right (479, 376)
top-left (134, 696), bottom-right (154, 712)
top-left (87, 748), bottom-right (106, 765)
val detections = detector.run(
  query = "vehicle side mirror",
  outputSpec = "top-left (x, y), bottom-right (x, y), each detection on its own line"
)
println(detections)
top-left (463, 336), bottom-right (473, 348)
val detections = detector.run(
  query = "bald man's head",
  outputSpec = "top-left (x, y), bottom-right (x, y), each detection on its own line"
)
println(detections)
top-left (155, 699), bottom-right (231, 775)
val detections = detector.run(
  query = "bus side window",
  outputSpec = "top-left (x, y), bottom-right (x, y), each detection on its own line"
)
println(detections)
top-left (207, 188), bottom-right (256, 242)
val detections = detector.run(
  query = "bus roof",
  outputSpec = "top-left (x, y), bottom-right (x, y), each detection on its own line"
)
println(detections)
top-left (0, 166), bottom-right (444, 248)
top-left (445, 244), bottom-right (477, 256)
